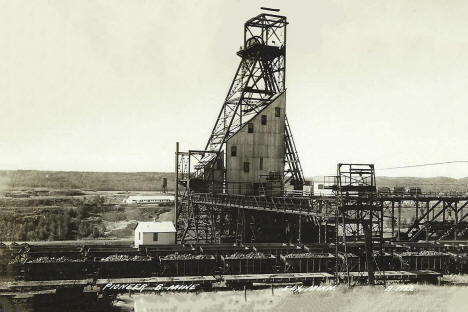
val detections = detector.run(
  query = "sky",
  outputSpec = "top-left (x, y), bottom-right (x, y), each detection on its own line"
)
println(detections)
top-left (1, 0), bottom-right (468, 178)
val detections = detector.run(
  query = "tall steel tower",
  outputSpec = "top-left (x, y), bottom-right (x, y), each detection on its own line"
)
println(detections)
top-left (175, 9), bottom-right (306, 243)
top-left (196, 9), bottom-right (304, 189)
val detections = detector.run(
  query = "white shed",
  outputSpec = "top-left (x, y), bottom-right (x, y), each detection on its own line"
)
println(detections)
top-left (134, 221), bottom-right (176, 247)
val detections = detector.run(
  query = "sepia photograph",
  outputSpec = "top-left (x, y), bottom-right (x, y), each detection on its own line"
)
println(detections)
top-left (0, 1), bottom-right (467, 311)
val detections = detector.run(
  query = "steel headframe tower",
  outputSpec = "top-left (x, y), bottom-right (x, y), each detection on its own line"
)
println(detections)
top-left (196, 9), bottom-right (304, 188)
top-left (334, 164), bottom-right (384, 286)
top-left (175, 9), bottom-right (305, 244)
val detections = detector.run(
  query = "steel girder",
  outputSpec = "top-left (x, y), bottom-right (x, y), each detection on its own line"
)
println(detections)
top-left (334, 164), bottom-right (383, 286)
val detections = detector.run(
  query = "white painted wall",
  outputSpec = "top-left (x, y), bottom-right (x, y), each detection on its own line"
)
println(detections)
top-left (134, 231), bottom-right (175, 247)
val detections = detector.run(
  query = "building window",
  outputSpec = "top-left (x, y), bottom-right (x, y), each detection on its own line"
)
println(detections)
top-left (243, 162), bottom-right (250, 173)
top-left (259, 157), bottom-right (263, 170)
top-left (261, 115), bottom-right (267, 125)
top-left (139, 232), bottom-right (141, 240)
top-left (153, 233), bottom-right (158, 241)
top-left (275, 107), bottom-right (281, 117)
top-left (248, 123), bottom-right (254, 133)
top-left (231, 146), bottom-right (237, 157)
top-left (318, 184), bottom-right (324, 190)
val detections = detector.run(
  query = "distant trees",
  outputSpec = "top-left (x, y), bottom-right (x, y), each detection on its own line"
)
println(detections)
top-left (0, 195), bottom-right (109, 241)
top-left (1, 170), bottom-right (176, 191)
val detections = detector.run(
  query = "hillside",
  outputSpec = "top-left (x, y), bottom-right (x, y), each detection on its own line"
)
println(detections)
top-left (1, 170), bottom-right (467, 193)
top-left (0, 170), bottom-right (175, 191)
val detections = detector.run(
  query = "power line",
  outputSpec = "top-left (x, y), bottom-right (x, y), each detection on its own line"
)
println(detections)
top-left (310, 160), bottom-right (468, 178)
top-left (377, 161), bottom-right (468, 171)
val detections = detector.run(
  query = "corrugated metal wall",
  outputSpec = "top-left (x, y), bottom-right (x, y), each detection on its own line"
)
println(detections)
top-left (226, 93), bottom-right (286, 195)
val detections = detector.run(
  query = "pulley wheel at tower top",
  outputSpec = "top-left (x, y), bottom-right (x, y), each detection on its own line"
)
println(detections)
top-left (245, 36), bottom-right (264, 49)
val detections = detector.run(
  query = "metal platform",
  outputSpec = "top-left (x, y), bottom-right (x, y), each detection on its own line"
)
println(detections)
top-left (223, 272), bottom-right (333, 285)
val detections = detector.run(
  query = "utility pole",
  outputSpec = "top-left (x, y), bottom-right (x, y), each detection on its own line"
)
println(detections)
top-left (175, 142), bottom-right (179, 243)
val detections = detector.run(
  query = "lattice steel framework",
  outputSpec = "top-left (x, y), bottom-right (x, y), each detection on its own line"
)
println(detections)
top-left (194, 12), bottom-right (304, 188)
top-left (176, 10), bottom-right (308, 244)
top-left (334, 164), bottom-right (384, 285)
top-left (377, 196), bottom-right (468, 242)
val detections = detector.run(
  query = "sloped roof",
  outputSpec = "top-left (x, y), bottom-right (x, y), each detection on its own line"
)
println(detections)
top-left (135, 221), bottom-right (176, 233)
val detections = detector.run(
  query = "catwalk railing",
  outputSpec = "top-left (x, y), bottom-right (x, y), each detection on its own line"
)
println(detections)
top-left (180, 192), bottom-right (468, 241)
top-left (186, 192), bottom-right (468, 215)
top-left (189, 193), bottom-right (335, 216)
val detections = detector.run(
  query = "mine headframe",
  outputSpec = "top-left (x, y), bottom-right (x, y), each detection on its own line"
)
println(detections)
top-left (192, 10), bottom-right (304, 190)
top-left (332, 164), bottom-right (384, 286)
top-left (174, 10), bottom-right (306, 244)
top-left (205, 12), bottom-right (287, 153)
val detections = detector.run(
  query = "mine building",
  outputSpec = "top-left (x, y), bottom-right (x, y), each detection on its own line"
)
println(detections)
top-left (134, 221), bottom-right (176, 247)
top-left (124, 195), bottom-right (174, 205)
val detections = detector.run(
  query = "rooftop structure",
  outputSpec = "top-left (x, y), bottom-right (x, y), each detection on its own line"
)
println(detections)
top-left (124, 195), bottom-right (174, 204)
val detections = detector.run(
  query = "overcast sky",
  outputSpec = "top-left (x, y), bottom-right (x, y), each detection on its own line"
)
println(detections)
top-left (1, 0), bottom-right (468, 178)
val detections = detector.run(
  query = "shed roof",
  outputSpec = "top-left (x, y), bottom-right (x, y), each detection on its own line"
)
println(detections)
top-left (127, 195), bottom-right (174, 201)
top-left (135, 221), bottom-right (176, 233)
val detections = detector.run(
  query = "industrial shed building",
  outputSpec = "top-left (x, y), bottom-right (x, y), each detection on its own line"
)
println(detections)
top-left (134, 221), bottom-right (176, 247)
top-left (124, 195), bottom-right (174, 204)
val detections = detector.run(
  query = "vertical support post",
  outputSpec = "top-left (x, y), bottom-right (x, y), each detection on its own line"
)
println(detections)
top-left (175, 142), bottom-right (179, 244)
top-left (380, 203), bottom-right (387, 287)
top-left (391, 201), bottom-right (395, 239)
top-left (461, 202), bottom-right (464, 222)
top-left (426, 201), bottom-right (430, 242)
top-left (397, 201), bottom-right (401, 241)
top-left (334, 211), bottom-right (339, 284)
top-left (242, 209), bottom-right (246, 243)
top-left (325, 220), bottom-right (328, 243)
top-left (298, 215), bottom-right (302, 244)
top-left (416, 200), bottom-right (419, 221)
top-left (380, 201), bottom-right (384, 255)
top-left (318, 219), bottom-right (321, 244)
top-left (363, 220), bottom-right (375, 286)
top-left (188, 151), bottom-right (191, 190)
top-left (195, 204), bottom-right (199, 244)
top-left (356, 210), bottom-right (360, 238)
top-left (342, 212), bottom-right (350, 287)
top-left (443, 201), bottom-right (446, 223)
top-left (454, 201), bottom-right (458, 240)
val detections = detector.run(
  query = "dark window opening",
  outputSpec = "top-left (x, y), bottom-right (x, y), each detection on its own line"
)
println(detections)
top-left (260, 157), bottom-right (263, 170)
top-left (243, 162), bottom-right (250, 173)
top-left (153, 233), bottom-right (159, 241)
top-left (231, 146), bottom-right (237, 157)
top-left (261, 115), bottom-right (267, 125)
top-left (248, 123), bottom-right (254, 133)
top-left (275, 107), bottom-right (281, 117)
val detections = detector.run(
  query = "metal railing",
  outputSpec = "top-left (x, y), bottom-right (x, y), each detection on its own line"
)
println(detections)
top-left (190, 192), bottom-right (328, 215)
